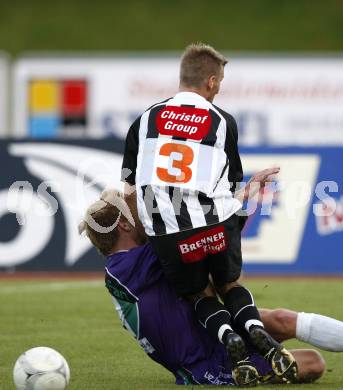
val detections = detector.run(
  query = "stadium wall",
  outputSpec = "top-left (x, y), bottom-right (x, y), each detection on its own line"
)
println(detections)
top-left (0, 139), bottom-right (342, 274)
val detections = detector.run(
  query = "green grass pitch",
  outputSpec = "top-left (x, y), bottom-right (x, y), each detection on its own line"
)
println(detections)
top-left (1, 278), bottom-right (343, 389)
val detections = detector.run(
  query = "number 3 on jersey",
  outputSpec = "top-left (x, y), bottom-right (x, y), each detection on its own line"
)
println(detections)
top-left (156, 143), bottom-right (194, 184)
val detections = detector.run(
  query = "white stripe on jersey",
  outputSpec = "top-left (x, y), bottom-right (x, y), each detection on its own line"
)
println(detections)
top-left (167, 91), bottom-right (211, 108)
top-left (153, 186), bottom-right (179, 234)
top-left (136, 110), bottom-right (155, 234)
top-left (213, 113), bottom-right (227, 149)
top-left (137, 185), bottom-right (154, 235)
top-left (182, 192), bottom-right (207, 229)
top-left (136, 109), bottom-right (150, 180)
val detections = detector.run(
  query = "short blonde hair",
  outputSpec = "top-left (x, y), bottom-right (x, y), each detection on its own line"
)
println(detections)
top-left (79, 189), bottom-right (134, 256)
top-left (180, 43), bottom-right (227, 88)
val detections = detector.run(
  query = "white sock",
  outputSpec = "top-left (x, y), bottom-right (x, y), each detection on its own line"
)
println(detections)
top-left (218, 324), bottom-right (232, 343)
top-left (245, 319), bottom-right (264, 333)
top-left (296, 312), bottom-right (343, 352)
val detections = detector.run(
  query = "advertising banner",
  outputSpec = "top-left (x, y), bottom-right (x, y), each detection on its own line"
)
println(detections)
top-left (0, 139), bottom-right (342, 273)
top-left (0, 138), bottom-right (124, 271)
top-left (12, 56), bottom-right (343, 145)
top-left (241, 147), bottom-right (343, 274)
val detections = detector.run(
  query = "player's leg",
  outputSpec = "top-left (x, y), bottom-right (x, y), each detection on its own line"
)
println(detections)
top-left (260, 308), bottom-right (343, 352)
top-left (259, 309), bottom-right (296, 342)
top-left (149, 231), bottom-right (236, 344)
top-left (252, 348), bottom-right (324, 385)
top-left (189, 283), bottom-right (236, 346)
top-left (189, 287), bottom-right (259, 386)
top-left (149, 230), bottom-right (259, 386)
top-left (216, 283), bottom-right (297, 383)
top-left (211, 215), bottom-right (297, 383)
top-left (212, 215), bottom-right (265, 334)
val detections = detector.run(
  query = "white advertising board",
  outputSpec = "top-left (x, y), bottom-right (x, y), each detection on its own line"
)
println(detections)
top-left (13, 55), bottom-right (343, 145)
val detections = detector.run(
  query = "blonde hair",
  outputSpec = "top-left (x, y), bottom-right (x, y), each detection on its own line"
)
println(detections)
top-left (79, 189), bottom-right (134, 256)
top-left (180, 42), bottom-right (227, 88)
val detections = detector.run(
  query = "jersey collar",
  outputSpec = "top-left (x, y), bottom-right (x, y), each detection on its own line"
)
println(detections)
top-left (174, 91), bottom-right (208, 102)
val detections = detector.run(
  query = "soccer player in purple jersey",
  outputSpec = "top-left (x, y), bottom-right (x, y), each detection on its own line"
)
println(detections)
top-left (79, 190), bottom-right (343, 385)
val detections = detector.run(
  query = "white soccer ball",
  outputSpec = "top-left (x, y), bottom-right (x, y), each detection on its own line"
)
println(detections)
top-left (13, 347), bottom-right (70, 390)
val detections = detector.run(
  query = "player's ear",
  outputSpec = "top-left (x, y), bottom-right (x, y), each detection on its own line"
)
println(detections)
top-left (208, 75), bottom-right (216, 90)
top-left (118, 219), bottom-right (132, 233)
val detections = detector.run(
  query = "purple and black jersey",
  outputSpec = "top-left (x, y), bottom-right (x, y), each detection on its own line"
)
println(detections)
top-left (105, 243), bottom-right (271, 385)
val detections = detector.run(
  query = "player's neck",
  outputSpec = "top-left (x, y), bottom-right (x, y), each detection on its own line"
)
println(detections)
top-left (178, 86), bottom-right (213, 102)
top-left (110, 235), bottom-right (138, 254)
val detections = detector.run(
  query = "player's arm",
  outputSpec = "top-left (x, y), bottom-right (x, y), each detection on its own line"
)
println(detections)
top-left (121, 116), bottom-right (140, 186)
top-left (220, 110), bottom-right (244, 193)
top-left (124, 182), bottom-right (139, 225)
top-left (121, 117), bottom-right (140, 212)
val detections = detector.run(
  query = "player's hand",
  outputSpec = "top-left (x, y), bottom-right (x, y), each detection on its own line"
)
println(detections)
top-left (235, 167), bottom-right (280, 203)
top-left (248, 167), bottom-right (280, 186)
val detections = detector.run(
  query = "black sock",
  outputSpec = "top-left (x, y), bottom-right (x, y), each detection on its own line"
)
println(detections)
top-left (223, 286), bottom-right (264, 332)
top-left (194, 296), bottom-right (233, 343)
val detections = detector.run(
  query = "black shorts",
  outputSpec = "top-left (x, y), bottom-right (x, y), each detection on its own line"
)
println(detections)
top-left (149, 214), bottom-right (247, 297)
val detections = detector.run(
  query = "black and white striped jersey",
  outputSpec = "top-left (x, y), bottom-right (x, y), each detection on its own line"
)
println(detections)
top-left (122, 91), bottom-right (244, 236)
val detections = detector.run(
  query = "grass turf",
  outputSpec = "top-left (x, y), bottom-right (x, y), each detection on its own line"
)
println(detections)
top-left (0, 1), bottom-right (343, 55)
top-left (0, 278), bottom-right (343, 389)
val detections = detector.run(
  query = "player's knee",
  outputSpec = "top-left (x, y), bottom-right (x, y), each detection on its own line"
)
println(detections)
top-left (215, 280), bottom-right (240, 297)
top-left (310, 350), bottom-right (326, 380)
top-left (187, 284), bottom-right (216, 303)
top-left (299, 350), bottom-right (326, 383)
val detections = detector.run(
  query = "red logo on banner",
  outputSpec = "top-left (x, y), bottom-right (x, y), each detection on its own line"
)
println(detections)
top-left (178, 225), bottom-right (228, 264)
top-left (156, 106), bottom-right (212, 140)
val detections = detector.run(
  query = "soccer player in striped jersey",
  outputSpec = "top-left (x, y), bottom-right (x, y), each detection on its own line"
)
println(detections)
top-left (79, 190), bottom-right (336, 386)
top-left (121, 43), bottom-right (295, 385)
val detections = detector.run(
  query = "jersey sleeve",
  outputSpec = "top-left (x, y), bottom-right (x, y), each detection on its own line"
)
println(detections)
top-left (226, 116), bottom-right (244, 192)
top-left (227, 112), bottom-right (239, 143)
top-left (121, 116), bottom-right (141, 185)
top-left (213, 105), bottom-right (244, 192)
